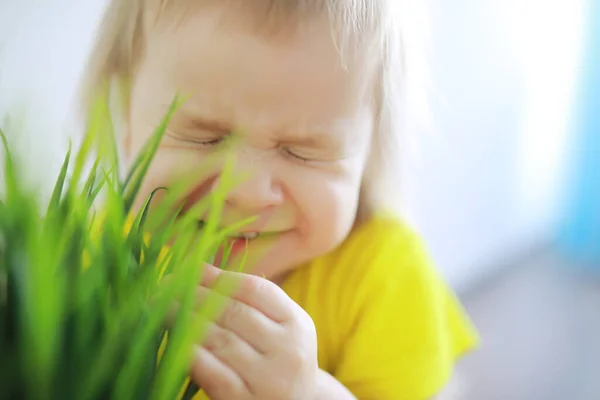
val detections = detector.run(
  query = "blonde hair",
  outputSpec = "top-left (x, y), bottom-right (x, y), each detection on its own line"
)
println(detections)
top-left (81, 0), bottom-right (431, 220)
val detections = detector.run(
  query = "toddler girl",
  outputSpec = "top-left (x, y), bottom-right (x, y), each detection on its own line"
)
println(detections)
top-left (81, 1), bottom-right (478, 398)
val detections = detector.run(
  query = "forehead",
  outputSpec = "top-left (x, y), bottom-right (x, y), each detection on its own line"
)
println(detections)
top-left (134, 5), bottom-right (376, 137)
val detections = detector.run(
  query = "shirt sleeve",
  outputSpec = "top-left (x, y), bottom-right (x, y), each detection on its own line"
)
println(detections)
top-left (332, 227), bottom-right (479, 400)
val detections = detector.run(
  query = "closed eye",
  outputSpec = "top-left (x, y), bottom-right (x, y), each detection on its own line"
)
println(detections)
top-left (196, 137), bottom-right (226, 147)
top-left (281, 147), bottom-right (312, 163)
top-left (166, 132), bottom-right (227, 147)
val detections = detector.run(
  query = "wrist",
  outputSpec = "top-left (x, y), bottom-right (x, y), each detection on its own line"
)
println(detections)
top-left (313, 369), bottom-right (357, 400)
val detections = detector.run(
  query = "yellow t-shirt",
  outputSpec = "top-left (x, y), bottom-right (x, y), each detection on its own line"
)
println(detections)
top-left (276, 213), bottom-right (479, 399)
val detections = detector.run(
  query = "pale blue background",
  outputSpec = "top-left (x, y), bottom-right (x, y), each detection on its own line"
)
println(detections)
top-left (559, 1), bottom-right (600, 265)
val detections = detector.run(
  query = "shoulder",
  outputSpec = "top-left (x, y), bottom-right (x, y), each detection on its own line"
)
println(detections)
top-left (330, 212), bottom-right (436, 293)
top-left (314, 213), bottom-right (480, 399)
top-left (302, 212), bottom-right (448, 343)
top-left (282, 212), bottom-right (431, 329)
top-left (337, 212), bottom-right (477, 343)
top-left (344, 211), bottom-right (420, 251)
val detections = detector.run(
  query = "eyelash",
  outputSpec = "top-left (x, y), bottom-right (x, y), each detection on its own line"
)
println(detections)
top-left (281, 147), bottom-right (311, 163)
top-left (170, 134), bottom-right (226, 147)
top-left (197, 137), bottom-right (226, 147)
top-left (170, 133), bottom-right (312, 162)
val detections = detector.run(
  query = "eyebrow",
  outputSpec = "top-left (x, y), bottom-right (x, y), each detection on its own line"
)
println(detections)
top-left (183, 116), bottom-right (232, 133)
top-left (277, 130), bottom-right (341, 148)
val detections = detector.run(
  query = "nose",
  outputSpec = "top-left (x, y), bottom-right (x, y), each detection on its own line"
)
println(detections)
top-left (213, 154), bottom-right (284, 211)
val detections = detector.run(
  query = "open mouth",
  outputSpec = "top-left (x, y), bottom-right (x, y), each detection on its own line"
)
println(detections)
top-left (229, 231), bottom-right (260, 240)
top-left (193, 219), bottom-right (284, 268)
top-left (196, 220), bottom-right (279, 240)
top-left (213, 233), bottom-right (270, 269)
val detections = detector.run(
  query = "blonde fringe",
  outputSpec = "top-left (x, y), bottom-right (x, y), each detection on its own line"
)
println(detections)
top-left (79, 0), bottom-right (432, 220)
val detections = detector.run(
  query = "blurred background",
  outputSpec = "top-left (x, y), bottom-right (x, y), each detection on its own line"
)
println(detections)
top-left (0, 0), bottom-right (598, 399)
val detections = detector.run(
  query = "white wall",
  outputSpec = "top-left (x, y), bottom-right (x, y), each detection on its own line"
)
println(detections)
top-left (0, 0), bottom-right (587, 290)
top-left (0, 0), bottom-right (106, 197)
top-left (404, 0), bottom-right (587, 290)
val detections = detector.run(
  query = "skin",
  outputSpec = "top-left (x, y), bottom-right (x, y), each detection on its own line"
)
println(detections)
top-left (124, 5), bottom-right (375, 399)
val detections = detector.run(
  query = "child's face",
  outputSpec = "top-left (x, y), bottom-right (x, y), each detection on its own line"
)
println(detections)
top-left (124, 8), bottom-right (375, 279)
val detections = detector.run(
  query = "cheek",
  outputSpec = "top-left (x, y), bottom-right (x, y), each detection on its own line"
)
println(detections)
top-left (287, 163), bottom-right (363, 249)
top-left (129, 148), bottom-right (212, 213)
top-left (307, 179), bottom-right (361, 228)
top-left (129, 153), bottom-right (174, 213)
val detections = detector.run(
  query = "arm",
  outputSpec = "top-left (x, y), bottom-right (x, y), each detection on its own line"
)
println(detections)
top-left (313, 370), bottom-right (453, 400)
top-left (314, 369), bottom-right (357, 400)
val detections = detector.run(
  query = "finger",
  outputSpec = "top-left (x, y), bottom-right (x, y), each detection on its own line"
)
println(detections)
top-left (200, 264), bottom-right (298, 323)
top-left (195, 285), bottom-right (283, 353)
top-left (191, 345), bottom-right (251, 399)
top-left (199, 262), bottom-right (222, 284)
top-left (157, 272), bottom-right (211, 327)
top-left (199, 321), bottom-right (262, 383)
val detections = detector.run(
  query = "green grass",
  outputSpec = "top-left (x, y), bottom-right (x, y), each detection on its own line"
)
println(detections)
top-left (0, 93), bottom-right (248, 400)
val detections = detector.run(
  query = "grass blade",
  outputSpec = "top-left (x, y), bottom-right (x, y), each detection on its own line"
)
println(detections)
top-left (122, 95), bottom-right (182, 213)
top-left (47, 142), bottom-right (71, 211)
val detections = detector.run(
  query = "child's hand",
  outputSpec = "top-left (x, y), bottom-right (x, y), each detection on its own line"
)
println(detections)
top-left (191, 264), bottom-right (318, 400)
